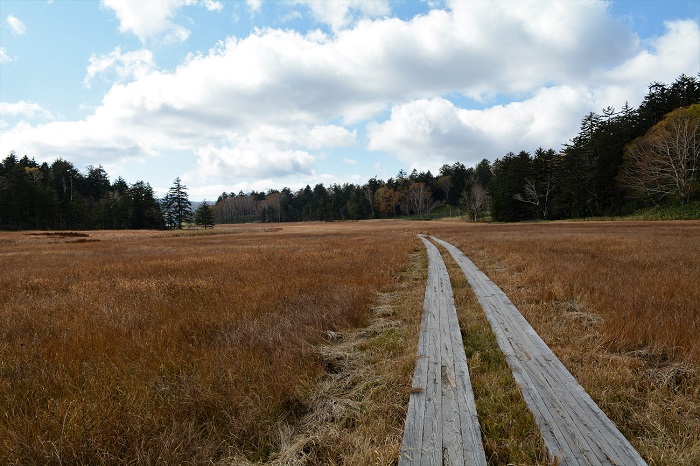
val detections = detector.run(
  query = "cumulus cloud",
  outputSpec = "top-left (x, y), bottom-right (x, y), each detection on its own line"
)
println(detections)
top-left (366, 17), bottom-right (700, 168)
top-left (292, 0), bottom-right (390, 32)
top-left (246, 0), bottom-right (263, 12)
top-left (0, 46), bottom-right (12, 63)
top-left (192, 124), bottom-right (355, 180)
top-left (101, 0), bottom-right (195, 43)
top-left (309, 125), bottom-right (357, 149)
top-left (196, 145), bottom-right (315, 179)
top-left (2, 1), bottom-right (698, 186)
top-left (367, 87), bottom-right (587, 169)
top-left (0, 114), bottom-right (155, 169)
top-left (6, 14), bottom-right (26, 35)
top-left (596, 20), bottom-right (700, 104)
top-left (84, 47), bottom-right (155, 87)
top-left (202, 0), bottom-right (223, 12)
top-left (0, 101), bottom-right (54, 120)
top-left (101, 0), bottom-right (227, 43)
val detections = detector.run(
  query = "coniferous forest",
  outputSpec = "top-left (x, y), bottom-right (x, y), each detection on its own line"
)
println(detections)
top-left (1, 74), bottom-right (698, 230)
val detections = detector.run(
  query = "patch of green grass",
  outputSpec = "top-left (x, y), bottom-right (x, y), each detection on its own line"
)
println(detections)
top-left (627, 201), bottom-right (700, 220)
top-left (359, 327), bottom-right (404, 356)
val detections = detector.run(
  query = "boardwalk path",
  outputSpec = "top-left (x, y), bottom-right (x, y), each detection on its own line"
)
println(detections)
top-left (399, 235), bottom-right (487, 465)
top-left (433, 236), bottom-right (647, 466)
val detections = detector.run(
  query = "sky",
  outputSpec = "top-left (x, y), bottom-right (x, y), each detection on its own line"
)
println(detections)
top-left (0, 0), bottom-right (699, 200)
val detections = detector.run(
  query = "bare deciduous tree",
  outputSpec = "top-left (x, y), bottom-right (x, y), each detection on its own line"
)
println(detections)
top-left (436, 175), bottom-right (452, 203)
top-left (403, 182), bottom-right (443, 217)
top-left (213, 193), bottom-right (259, 223)
top-left (462, 183), bottom-right (491, 222)
top-left (618, 105), bottom-right (700, 204)
top-left (364, 187), bottom-right (375, 218)
top-left (514, 176), bottom-right (555, 219)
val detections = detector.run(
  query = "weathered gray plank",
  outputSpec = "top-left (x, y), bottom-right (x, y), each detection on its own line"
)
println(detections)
top-left (399, 236), bottom-right (487, 466)
top-left (433, 236), bottom-right (647, 466)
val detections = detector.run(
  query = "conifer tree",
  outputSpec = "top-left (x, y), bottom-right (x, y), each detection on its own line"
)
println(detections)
top-left (195, 201), bottom-right (215, 229)
top-left (164, 177), bottom-right (192, 229)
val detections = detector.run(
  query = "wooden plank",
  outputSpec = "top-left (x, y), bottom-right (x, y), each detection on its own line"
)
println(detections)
top-left (399, 236), bottom-right (487, 466)
top-left (399, 255), bottom-right (434, 464)
top-left (433, 236), bottom-right (647, 466)
top-left (446, 242), bottom-right (637, 465)
top-left (444, 273), bottom-right (486, 465)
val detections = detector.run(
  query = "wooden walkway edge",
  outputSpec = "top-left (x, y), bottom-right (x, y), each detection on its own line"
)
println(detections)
top-left (433, 236), bottom-right (648, 466)
top-left (399, 235), bottom-right (487, 465)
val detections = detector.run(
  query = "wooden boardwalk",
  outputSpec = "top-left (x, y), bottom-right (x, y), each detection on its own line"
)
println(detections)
top-left (399, 235), bottom-right (487, 465)
top-left (433, 236), bottom-right (648, 466)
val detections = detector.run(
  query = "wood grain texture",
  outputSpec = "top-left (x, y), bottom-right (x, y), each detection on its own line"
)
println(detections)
top-left (399, 235), bottom-right (487, 466)
top-left (433, 236), bottom-right (647, 466)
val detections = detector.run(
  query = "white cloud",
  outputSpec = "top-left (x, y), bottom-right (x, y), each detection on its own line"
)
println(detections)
top-left (597, 20), bottom-right (700, 104)
top-left (0, 46), bottom-right (12, 63)
top-left (292, 0), bottom-right (390, 31)
top-left (6, 14), bottom-right (26, 35)
top-left (1, 1), bottom-right (698, 187)
top-left (84, 47), bottom-right (155, 87)
top-left (101, 0), bottom-right (195, 43)
top-left (309, 125), bottom-right (357, 148)
top-left (0, 101), bottom-right (54, 120)
top-left (196, 144), bottom-right (315, 179)
top-left (101, 0), bottom-right (228, 43)
top-left (246, 0), bottom-right (263, 12)
top-left (366, 15), bottom-right (700, 169)
top-left (190, 124), bottom-right (354, 181)
top-left (202, 0), bottom-right (223, 12)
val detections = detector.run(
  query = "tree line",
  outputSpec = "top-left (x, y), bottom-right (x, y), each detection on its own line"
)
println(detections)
top-left (489, 74), bottom-right (700, 221)
top-left (2, 74), bottom-right (698, 230)
top-left (215, 74), bottom-right (699, 223)
top-left (0, 155), bottom-right (213, 230)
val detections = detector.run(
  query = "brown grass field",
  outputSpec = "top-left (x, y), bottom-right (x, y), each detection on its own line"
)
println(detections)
top-left (423, 220), bottom-right (700, 465)
top-left (1, 220), bottom-right (699, 465)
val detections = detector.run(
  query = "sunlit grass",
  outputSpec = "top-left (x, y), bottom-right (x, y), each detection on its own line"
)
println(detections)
top-left (0, 224), bottom-right (417, 464)
top-left (422, 220), bottom-right (700, 465)
top-left (2, 220), bottom-right (698, 465)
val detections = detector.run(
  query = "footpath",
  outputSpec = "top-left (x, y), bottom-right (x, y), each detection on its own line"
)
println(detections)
top-left (399, 235), bottom-right (647, 466)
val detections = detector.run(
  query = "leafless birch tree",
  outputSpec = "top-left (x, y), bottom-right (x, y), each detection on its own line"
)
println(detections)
top-left (462, 183), bottom-right (491, 222)
top-left (403, 182), bottom-right (443, 217)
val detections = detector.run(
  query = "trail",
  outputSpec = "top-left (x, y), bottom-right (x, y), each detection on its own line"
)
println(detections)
top-left (430, 236), bottom-right (647, 466)
top-left (399, 235), bottom-right (487, 465)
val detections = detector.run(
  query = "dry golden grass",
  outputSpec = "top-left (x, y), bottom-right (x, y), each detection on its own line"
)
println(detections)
top-left (0, 223), bottom-right (418, 465)
top-left (421, 220), bottom-right (700, 465)
top-left (2, 220), bottom-right (698, 465)
top-left (225, 248), bottom-right (428, 465)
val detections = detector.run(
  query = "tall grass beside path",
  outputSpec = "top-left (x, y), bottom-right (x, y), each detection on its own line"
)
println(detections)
top-left (422, 221), bottom-right (700, 465)
top-left (0, 224), bottom-right (417, 464)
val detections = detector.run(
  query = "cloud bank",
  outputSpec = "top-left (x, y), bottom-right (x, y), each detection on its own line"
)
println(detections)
top-left (1, 0), bottom-right (698, 191)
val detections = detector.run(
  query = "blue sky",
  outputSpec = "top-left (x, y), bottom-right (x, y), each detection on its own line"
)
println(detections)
top-left (1, 0), bottom-right (698, 200)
